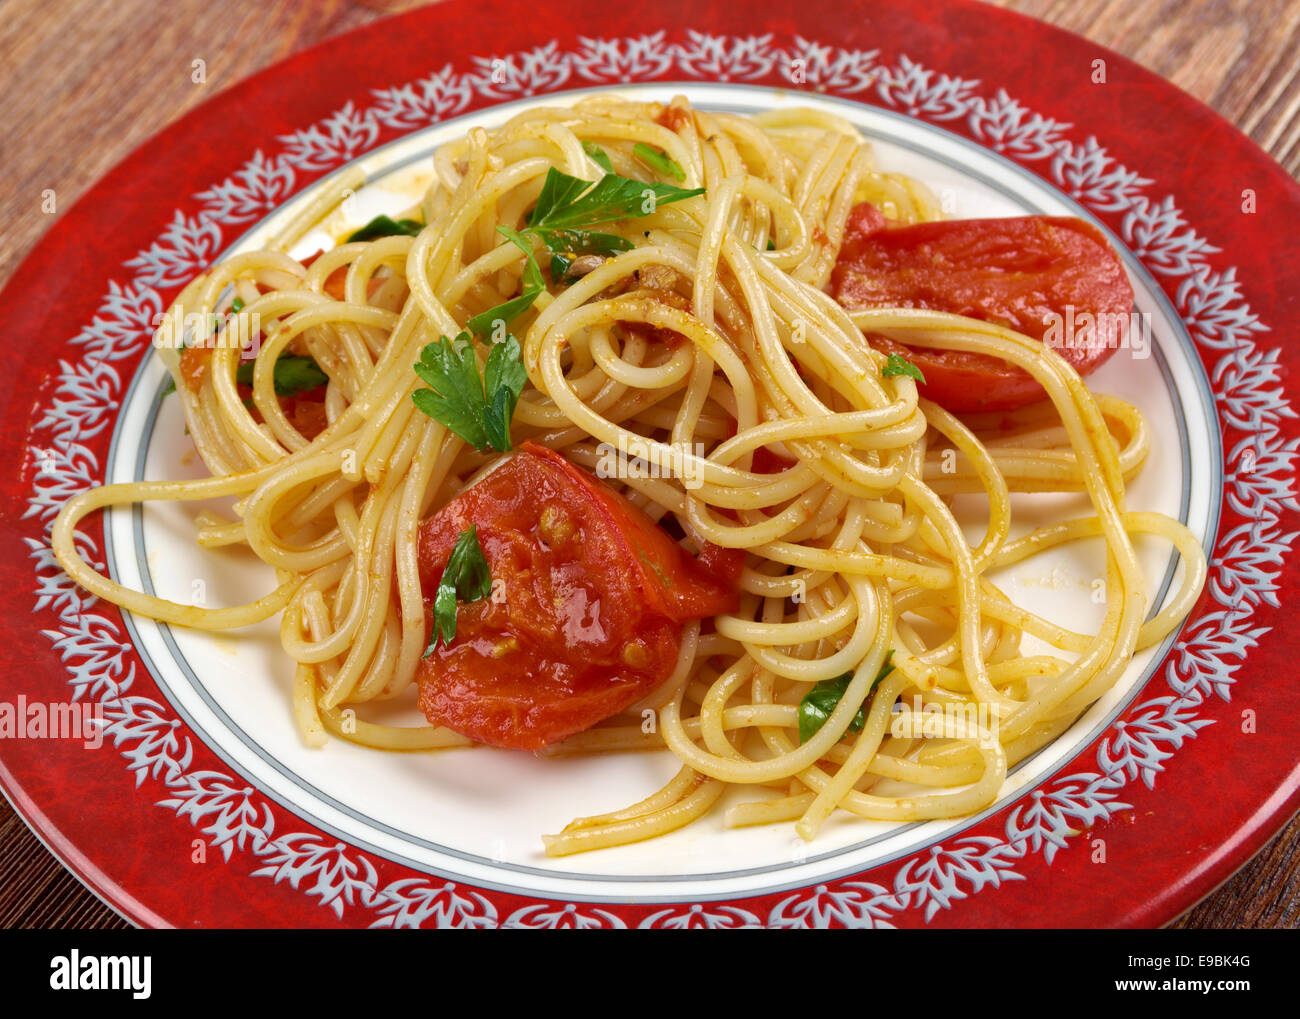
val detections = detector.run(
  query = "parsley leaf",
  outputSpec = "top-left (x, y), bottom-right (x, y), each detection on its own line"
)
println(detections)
top-left (798, 652), bottom-right (896, 744)
top-left (528, 169), bottom-right (593, 229)
top-left (545, 229), bottom-right (632, 256)
top-left (633, 142), bottom-right (686, 182)
top-left (412, 334), bottom-right (493, 450)
top-left (236, 355), bottom-right (329, 397)
top-left (499, 226), bottom-right (546, 292)
top-left (482, 334), bottom-right (528, 451)
top-left (517, 166), bottom-right (701, 281)
top-left (550, 252), bottom-right (574, 280)
top-left (465, 291), bottom-right (537, 339)
top-left (414, 167), bottom-right (703, 420)
top-left (466, 227), bottom-right (546, 338)
top-left (427, 524), bottom-right (492, 650)
top-left (411, 331), bottom-right (526, 453)
top-left (882, 353), bottom-right (926, 384)
top-left (231, 296), bottom-right (245, 313)
top-left (528, 167), bottom-right (703, 236)
top-left (512, 166), bottom-right (702, 288)
top-left (346, 215), bottom-right (423, 243)
top-left (582, 141), bottom-right (614, 174)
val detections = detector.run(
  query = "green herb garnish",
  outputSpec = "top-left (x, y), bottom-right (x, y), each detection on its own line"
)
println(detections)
top-left (466, 227), bottom-right (547, 339)
top-left (633, 142), bottom-right (686, 182)
top-left (346, 214), bottom-right (423, 243)
top-left (231, 296), bottom-right (245, 313)
top-left (470, 167), bottom-right (697, 326)
top-left (882, 353), bottom-right (926, 384)
top-left (545, 229), bottom-right (633, 256)
top-left (236, 355), bottom-right (329, 397)
top-left (510, 165), bottom-right (700, 287)
top-left (527, 167), bottom-right (703, 237)
top-left (550, 252), bottom-right (574, 281)
top-left (798, 652), bottom-right (896, 744)
top-left (411, 331), bottom-right (527, 453)
top-left (427, 524), bottom-right (492, 650)
top-left (413, 167), bottom-right (702, 439)
top-left (582, 142), bottom-right (614, 174)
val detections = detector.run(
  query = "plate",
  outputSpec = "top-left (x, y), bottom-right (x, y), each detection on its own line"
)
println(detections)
top-left (3, 0), bottom-right (1299, 929)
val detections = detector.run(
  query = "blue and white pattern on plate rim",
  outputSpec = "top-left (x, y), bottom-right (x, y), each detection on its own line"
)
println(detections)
top-left (22, 31), bottom-right (1298, 928)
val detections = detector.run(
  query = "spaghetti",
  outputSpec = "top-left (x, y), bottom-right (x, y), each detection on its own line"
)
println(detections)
top-left (51, 94), bottom-right (1207, 856)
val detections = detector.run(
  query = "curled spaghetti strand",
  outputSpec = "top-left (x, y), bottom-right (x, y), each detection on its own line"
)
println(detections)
top-left (52, 95), bottom-right (1206, 857)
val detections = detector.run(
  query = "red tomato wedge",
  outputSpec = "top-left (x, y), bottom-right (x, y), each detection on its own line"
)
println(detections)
top-left (415, 441), bottom-right (743, 750)
top-left (301, 248), bottom-right (388, 301)
top-left (830, 203), bottom-right (1135, 412)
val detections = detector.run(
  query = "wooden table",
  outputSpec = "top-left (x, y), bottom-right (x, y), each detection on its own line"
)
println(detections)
top-left (1, 0), bottom-right (1297, 929)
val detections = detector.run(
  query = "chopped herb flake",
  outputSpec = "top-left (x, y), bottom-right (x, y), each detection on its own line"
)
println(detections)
top-left (882, 353), bottom-right (926, 384)
top-left (236, 355), bottom-right (328, 397)
top-left (582, 141), bottom-right (614, 174)
top-left (427, 524), bottom-right (492, 650)
top-left (633, 142), bottom-right (686, 181)
top-left (798, 652), bottom-right (896, 744)
top-left (346, 215), bottom-right (423, 243)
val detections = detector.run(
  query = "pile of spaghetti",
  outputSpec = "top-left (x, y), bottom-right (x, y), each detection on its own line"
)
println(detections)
top-left (53, 95), bottom-right (1207, 856)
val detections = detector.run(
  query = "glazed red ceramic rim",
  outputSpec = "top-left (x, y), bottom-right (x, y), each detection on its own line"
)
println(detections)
top-left (2, 0), bottom-right (1298, 928)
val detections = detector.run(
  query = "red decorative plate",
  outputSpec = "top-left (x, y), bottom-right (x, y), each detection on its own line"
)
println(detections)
top-left (2, 0), bottom-right (1298, 929)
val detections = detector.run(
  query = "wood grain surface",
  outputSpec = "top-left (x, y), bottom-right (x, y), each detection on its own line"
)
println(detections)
top-left (1, 0), bottom-right (1297, 930)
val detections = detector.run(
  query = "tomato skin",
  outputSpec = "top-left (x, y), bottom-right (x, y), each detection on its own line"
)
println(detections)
top-left (419, 615), bottom-right (682, 752)
top-left (524, 442), bottom-right (741, 622)
top-left (282, 389), bottom-right (328, 439)
top-left (415, 441), bottom-right (741, 750)
top-left (655, 103), bottom-right (693, 132)
top-left (179, 343), bottom-right (211, 392)
top-left (831, 204), bottom-right (1135, 412)
top-left (750, 445), bottom-right (796, 475)
top-left (301, 248), bottom-right (387, 302)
